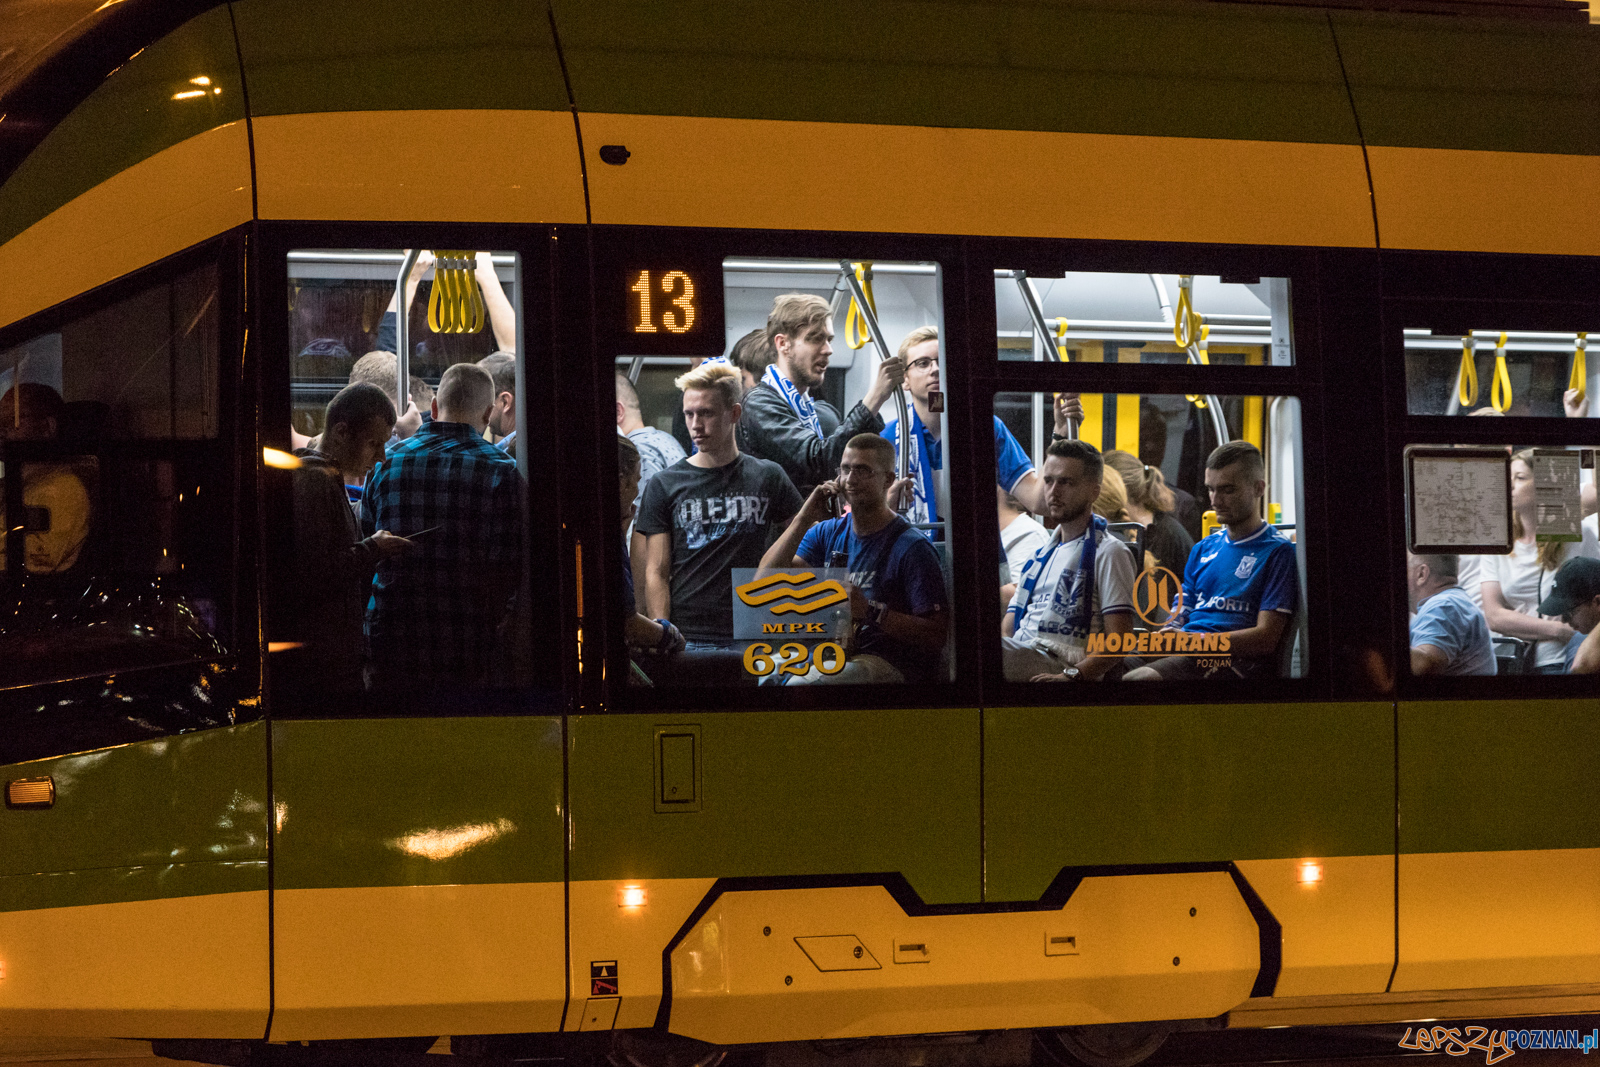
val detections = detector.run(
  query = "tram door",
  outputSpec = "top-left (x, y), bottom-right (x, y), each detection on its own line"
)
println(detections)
top-left (261, 240), bottom-right (567, 1039)
top-left (565, 235), bottom-right (984, 1039)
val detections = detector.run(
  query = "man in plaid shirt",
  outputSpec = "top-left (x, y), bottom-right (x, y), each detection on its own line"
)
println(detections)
top-left (362, 363), bottom-right (524, 688)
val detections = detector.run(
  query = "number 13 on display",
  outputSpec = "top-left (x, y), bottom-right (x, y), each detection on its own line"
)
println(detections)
top-left (631, 270), bottom-right (696, 334)
top-left (743, 641), bottom-right (846, 678)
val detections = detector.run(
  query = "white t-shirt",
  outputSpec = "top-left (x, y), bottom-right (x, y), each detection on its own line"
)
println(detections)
top-left (1001, 512), bottom-right (1050, 584)
top-left (1483, 525), bottom-right (1600, 667)
top-left (1008, 525), bottom-right (1137, 661)
top-left (1455, 555), bottom-right (1484, 612)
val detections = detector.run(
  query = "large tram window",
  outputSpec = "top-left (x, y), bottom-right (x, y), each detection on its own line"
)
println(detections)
top-left (1405, 331), bottom-right (1597, 417)
top-left (995, 391), bottom-right (1308, 684)
top-left (271, 248), bottom-right (530, 700)
top-left (615, 257), bottom-right (952, 690)
top-left (994, 272), bottom-right (1292, 367)
top-left (1, 260), bottom-right (236, 708)
top-left (1402, 444), bottom-right (1600, 677)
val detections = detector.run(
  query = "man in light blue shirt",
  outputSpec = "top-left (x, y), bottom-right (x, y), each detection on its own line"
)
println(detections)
top-left (1408, 552), bottom-right (1496, 676)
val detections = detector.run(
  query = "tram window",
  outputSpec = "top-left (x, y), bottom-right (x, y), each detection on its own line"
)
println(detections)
top-left (1403, 444), bottom-right (1600, 677)
top-left (272, 248), bottom-right (530, 700)
top-left (615, 257), bottom-right (952, 690)
top-left (1, 261), bottom-right (235, 696)
top-left (994, 272), bottom-right (1293, 367)
top-left (1405, 330), bottom-right (1597, 417)
top-left (995, 391), bottom-right (1308, 684)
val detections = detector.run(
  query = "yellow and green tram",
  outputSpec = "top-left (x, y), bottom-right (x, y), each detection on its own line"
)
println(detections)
top-left (2, 0), bottom-right (1599, 1064)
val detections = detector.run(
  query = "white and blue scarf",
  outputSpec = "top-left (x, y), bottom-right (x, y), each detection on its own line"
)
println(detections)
top-left (763, 363), bottom-right (822, 440)
top-left (1006, 514), bottom-right (1108, 644)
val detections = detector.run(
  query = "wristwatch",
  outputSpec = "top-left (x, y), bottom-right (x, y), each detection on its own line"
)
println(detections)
top-left (1062, 666), bottom-right (1083, 681)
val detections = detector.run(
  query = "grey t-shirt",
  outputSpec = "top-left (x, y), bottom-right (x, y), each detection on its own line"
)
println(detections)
top-left (635, 453), bottom-right (802, 643)
top-left (627, 425), bottom-right (687, 510)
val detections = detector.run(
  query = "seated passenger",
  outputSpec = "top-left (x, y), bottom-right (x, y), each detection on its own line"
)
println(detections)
top-left (760, 434), bottom-right (948, 684)
top-left (1407, 552), bottom-right (1495, 676)
top-left (0, 384), bottom-right (91, 574)
top-left (1536, 557), bottom-right (1600, 674)
top-left (638, 363), bottom-right (802, 648)
top-left (617, 436), bottom-right (685, 661)
top-left (1001, 440), bottom-right (1136, 683)
top-left (286, 383), bottom-right (413, 691)
top-left (1103, 450), bottom-right (1195, 574)
top-left (1125, 442), bottom-right (1297, 681)
top-left (999, 487), bottom-right (1049, 604)
top-left (739, 293), bottom-right (905, 494)
top-left (884, 326), bottom-right (1081, 529)
top-left (1093, 465), bottom-right (1130, 523)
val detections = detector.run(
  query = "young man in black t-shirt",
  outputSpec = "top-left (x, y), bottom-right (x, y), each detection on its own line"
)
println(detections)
top-left (637, 363), bottom-right (802, 647)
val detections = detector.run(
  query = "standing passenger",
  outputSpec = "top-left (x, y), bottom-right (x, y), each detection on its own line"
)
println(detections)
top-left (362, 363), bottom-right (524, 689)
top-left (637, 363), bottom-right (801, 648)
top-left (739, 293), bottom-right (905, 495)
top-left (616, 372), bottom-right (688, 508)
top-left (1001, 440), bottom-right (1137, 682)
top-left (1407, 552), bottom-right (1496, 676)
top-left (478, 351), bottom-right (519, 455)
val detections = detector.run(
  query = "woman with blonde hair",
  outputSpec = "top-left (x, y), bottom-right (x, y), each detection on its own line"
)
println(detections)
top-left (1482, 448), bottom-right (1600, 672)
top-left (1093, 465), bottom-right (1130, 523)
top-left (1104, 450), bottom-right (1195, 574)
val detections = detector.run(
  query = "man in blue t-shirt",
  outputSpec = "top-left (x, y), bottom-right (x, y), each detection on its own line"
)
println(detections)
top-left (1408, 552), bottom-right (1495, 676)
top-left (1537, 556), bottom-right (1600, 674)
top-left (1126, 441), bottom-right (1298, 681)
top-left (882, 326), bottom-right (1080, 533)
top-left (760, 434), bottom-right (948, 683)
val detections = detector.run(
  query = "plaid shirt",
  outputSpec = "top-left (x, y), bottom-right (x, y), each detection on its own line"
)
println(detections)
top-left (361, 419), bottom-right (524, 687)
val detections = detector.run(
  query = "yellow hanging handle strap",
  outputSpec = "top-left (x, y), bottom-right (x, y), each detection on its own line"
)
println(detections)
top-left (426, 252), bottom-right (486, 334)
top-left (1173, 274), bottom-right (1202, 349)
top-left (1187, 324), bottom-right (1211, 408)
top-left (1491, 331), bottom-right (1513, 413)
top-left (1571, 332), bottom-right (1588, 402)
top-left (1457, 336), bottom-right (1479, 408)
top-left (1053, 317), bottom-right (1070, 362)
top-left (845, 262), bottom-right (876, 350)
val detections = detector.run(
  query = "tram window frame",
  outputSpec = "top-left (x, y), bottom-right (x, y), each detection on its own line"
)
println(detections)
top-left (254, 221), bottom-right (563, 719)
top-left (963, 238), bottom-right (1331, 704)
top-left (1384, 292), bottom-right (1600, 700)
top-left (587, 225), bottom-right (986, 714)
top-left (0, 232), bottom-right (253, 749)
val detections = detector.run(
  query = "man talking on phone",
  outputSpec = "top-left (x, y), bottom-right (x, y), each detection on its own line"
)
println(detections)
top-left (760, 434), bottom-right (947, 684)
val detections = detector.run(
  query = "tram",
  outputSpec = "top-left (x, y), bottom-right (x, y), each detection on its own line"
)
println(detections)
top-left (1, 0), bottom-right (1599, 1065)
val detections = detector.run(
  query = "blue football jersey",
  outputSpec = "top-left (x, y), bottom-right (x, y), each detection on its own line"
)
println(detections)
top-left (1178, 523), bottom-right (1298, 634)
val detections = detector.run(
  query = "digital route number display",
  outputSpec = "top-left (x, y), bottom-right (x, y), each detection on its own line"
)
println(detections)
top-left (631, 269), bottom-right (697, 335)
top-left (607, 244), bottom-right (724, 356)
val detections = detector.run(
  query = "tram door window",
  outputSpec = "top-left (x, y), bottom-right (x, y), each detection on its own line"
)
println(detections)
top-left (0, 256), bottom-right (236, 754)
top-left (1405, 331), bottom-right (1597, 417)
top-left (614, 257), bottom-right (952, 691)
top-left (272, 248), bottom-right (532, 701)
top-left (994, 391), bottom-right (1308, 684)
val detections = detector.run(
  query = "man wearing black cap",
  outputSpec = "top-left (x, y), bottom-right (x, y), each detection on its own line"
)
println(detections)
top-left (1537, 557), bottom-right (1600, 674)
top-left (1408, 552), bottom-right (1496, 676)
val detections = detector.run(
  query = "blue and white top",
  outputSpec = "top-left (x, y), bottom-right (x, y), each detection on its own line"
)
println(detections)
top-left (1174, 523), bottom-right (1298, 638)
top-left (882, 410), bottom-right (1033, 529)
top-left (1006, 518), bottom-right (1136, 661)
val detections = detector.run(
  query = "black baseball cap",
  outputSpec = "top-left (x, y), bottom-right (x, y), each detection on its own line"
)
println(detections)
top-left (1537, 557), bottom-right (1600, 617)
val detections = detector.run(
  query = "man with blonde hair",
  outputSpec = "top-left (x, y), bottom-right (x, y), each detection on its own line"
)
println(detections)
top-left (638, 362), bottom-right (801, 648)
top-left (739, 292), bottom-right (906, 494)
top-left (362, 362), bottom-right (525, 688)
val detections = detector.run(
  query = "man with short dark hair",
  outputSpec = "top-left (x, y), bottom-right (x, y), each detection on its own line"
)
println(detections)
top-left (616, 371), bottom-right (687, 508)
top-left (1125, 440), bottom-right (1298, 681)
top-left (637, 363), bottom-right (801, 648)
top-left (1537, 556), bottom-right (1600, 674)
top-left (739, 292), bottom-right (905, 494)
top-left (478, 351), bottom-right (518, 455)
top-left (1408, 551), bottom-right (1495, 676)
top-left (727, 328), bottom-right (775, 394)
top-left (362, 362), bottom-right (525, 688)
top-left (288, 382), bottom-right (412, 691)
top-left (1001, 439), bottom-right (1136, 682)
top-left (761, 433), bottom-right (948, 684)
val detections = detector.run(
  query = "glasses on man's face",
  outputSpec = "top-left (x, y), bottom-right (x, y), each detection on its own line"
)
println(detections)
top-left (837, 464), bottom-right (884, 480)
top-left (907, 357), bottom-right (938, 373)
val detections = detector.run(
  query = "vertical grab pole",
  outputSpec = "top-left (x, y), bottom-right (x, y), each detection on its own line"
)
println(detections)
top-left (1151, 273), bottom-right (1230, 446)
top-left (840, 260), bottom-right (912, 483)
top-left (1007, 269), bottom-right (1078, 441)
top-left (394, 249), bottom-right (421, 423)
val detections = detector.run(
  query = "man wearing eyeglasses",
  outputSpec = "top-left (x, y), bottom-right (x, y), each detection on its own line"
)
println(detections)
top-left (760, 434), bottom-right (948, 684)
top-left (883, 327), bottom-right (1082, 536)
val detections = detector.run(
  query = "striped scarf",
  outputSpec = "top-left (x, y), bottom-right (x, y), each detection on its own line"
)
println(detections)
top-left (763, 363), bottom-right (822, 440)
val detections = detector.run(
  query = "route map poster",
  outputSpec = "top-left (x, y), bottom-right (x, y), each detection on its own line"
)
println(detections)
top-left (1406, 447), bottom-right (1513, 554)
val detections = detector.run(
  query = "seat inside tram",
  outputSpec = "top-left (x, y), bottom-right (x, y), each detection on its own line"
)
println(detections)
top-left (617, 262), bottom-right (1310, 688)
